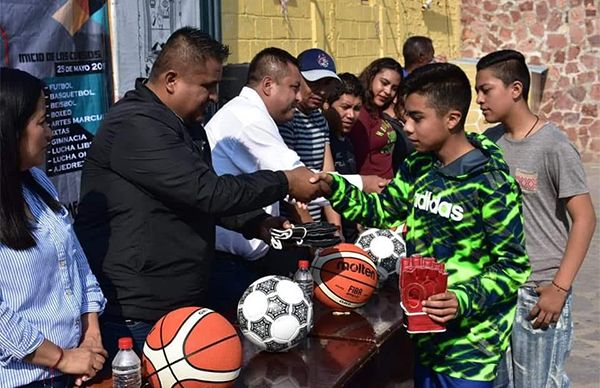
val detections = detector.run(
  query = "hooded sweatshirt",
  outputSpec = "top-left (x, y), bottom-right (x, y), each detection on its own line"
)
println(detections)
top-left (328, 132), bottom-right (531, 381)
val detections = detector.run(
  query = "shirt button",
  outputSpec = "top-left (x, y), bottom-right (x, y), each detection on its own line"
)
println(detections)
top-left (59, 260), bottom-right (67, 268)
top-left (65, 289), bottom-right (73, 295)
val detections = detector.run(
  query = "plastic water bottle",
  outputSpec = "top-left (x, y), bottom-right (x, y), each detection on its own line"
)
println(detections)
top-left (112, 337), bottom-right (141, 388)
top-left (294, 260), bottom-right (314, 300)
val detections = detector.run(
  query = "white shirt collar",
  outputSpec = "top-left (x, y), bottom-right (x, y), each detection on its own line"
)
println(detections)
top-left (239, 86), bottom-right (270, 115)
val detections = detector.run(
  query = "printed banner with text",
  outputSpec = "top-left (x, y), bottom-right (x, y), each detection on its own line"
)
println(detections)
top-left (1, 0), bottom-right (110, 213)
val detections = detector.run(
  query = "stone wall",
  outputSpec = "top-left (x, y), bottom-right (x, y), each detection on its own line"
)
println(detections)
top-left (460, 0), bottom-right (600, 161)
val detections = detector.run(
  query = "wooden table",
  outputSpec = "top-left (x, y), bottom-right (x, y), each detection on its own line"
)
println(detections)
top-left (237, 337), bottom-right (376, 387)
top-left (309, 284), bottom-right (414, 387)
top-left (238, 284), bottom-right (413, 388)
top-left (86, 286), bottom-right (413, 387)
top-left (311, 284), bottom-right (404, 343)
top-left (87, 337), bottom-right (376, 388)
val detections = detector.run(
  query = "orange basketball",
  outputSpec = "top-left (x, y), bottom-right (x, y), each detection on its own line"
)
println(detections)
top-left (311, 243), bottom-right (378, 311)
top-left (142, 306), bottom-right (242, 387)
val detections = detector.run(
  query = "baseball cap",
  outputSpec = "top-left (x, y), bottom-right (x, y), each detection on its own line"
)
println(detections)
top-left (298, 48), bottom-right (341, 82)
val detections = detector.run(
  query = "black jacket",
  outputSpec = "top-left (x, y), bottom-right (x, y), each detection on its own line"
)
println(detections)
top-left (75, 79), bottom-right (289, 322)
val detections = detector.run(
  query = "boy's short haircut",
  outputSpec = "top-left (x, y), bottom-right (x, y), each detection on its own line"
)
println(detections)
top-left (401, 63), bottom-right (471, 131)
top-left (476, 49), bottom-right (530, 102)
top-left (327, 72), bottom-right (364, 105)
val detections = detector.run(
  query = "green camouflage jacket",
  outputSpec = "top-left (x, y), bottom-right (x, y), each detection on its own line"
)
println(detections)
top-left (329, 133), bottom-right (531, 381)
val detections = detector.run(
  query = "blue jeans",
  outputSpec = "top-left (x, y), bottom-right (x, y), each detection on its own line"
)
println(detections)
top-left (207, 252), bottom-right (263, 320)
top-left (22, 375), bottom-right (72, 387)
top-left (100, 317), bottom-right (154, 365)
top-left (415, 364), bottom-right (493, 388)
top-left (207, 247), bottom-right (309, 320)
top-left (494, 287), bottom-right (573, 388)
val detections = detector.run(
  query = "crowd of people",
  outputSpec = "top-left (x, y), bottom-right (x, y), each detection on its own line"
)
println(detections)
top-left (0, 26), bottom-right (595, 388)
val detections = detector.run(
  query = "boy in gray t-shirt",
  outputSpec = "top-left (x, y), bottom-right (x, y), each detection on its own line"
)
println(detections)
top-left (477, 49), bottom-right (596, 388)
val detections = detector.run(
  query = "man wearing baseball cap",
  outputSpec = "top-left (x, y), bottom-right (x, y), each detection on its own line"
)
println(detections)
top-left (298, 48), bottom-right (341, 82)
top-left (278, 48), bottom-right (342, 226)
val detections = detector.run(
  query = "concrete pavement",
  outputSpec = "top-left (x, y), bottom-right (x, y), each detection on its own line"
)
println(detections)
top-left (566, 162), bottom-right (600, 388)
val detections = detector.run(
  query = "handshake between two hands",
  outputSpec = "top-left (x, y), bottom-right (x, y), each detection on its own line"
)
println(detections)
top-left (283, 167), bottom-right (333, 204)
top-left (283, 167), bottom-right (390, 204)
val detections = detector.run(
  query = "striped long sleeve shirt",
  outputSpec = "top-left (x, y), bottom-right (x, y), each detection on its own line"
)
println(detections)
top-left (0, 168), bottom-right (106, 387)
top-left (279, 108), bottom-right (330, 221)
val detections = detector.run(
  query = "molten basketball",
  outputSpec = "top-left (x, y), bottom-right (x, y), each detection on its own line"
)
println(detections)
top-left (311, 243), bottom-right (378, 311)
top-left (142, 306), bottom-right (242, 387)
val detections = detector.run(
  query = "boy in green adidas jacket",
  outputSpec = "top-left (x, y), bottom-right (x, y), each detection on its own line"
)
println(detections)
top-left (315, 63), bottom-right (531, 386)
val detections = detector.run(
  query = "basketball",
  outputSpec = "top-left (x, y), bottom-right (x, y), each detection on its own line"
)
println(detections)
top-left (142, 306), bottom-right (242, 387)
top-left (311, 243), bottom-right (378, 311)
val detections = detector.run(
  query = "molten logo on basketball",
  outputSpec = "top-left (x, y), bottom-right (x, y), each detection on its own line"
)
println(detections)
top-left (336, 261), bottom-right (376, 280)
top-left (311, 244), bottom-right (378, 311)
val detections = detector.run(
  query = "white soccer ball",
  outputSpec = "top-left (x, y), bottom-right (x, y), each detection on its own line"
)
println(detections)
top-left (238, 275), bottom-right (313, 352)
top-left (355, 228), bottom-right (406, 283)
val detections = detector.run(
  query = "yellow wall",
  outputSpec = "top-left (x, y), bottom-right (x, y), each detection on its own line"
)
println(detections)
top-left (222, 0), bottom-right (461, 74)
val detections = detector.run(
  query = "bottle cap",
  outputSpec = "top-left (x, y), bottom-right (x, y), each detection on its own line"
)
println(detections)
top-left (298, 260), bottom-right (310, 269)
top-left (118, 337), bottom-right (134, 350)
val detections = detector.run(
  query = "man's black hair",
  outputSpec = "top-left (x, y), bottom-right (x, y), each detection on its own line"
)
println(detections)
top-left (149, 27), bottom-right (230, 80)
top-left (401, 62), bottom-right (471, 130)
top-left (476, 49), bottom-right (530, 101)
top-left (402, 36), bottom-right (434, 68)
top-left (247, 47), bottom-right (299, 86)
top-left (326, 72), bottom-right (364, 104)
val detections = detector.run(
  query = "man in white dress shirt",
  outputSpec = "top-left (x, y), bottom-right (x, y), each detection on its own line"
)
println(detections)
top-left (205, 48), bottom-right (307, 314)
top-left (206, 48), bottom-right (367, 315)
top-left (206, 47), bottom-right (381, 315)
